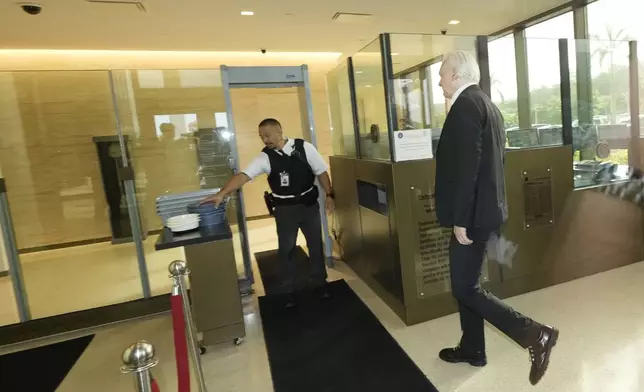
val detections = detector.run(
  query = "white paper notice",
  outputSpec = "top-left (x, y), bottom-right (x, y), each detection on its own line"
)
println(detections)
top-left (393, 129), bottom-right (433, 162)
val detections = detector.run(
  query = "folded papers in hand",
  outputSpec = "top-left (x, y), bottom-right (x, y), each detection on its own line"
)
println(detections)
top-left (486, 232), bottom-right (518, 268)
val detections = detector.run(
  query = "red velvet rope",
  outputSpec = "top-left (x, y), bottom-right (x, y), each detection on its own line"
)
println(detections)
top-left (171, 294), bottom-right (191, 392)
top-left (151, 377), bottom-right (161, 392)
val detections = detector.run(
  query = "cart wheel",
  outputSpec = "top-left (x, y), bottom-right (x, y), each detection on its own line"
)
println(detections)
top-left (234, 338), bottom-right (244, 346)
top-left (200, 346), bottom-right (207, 355)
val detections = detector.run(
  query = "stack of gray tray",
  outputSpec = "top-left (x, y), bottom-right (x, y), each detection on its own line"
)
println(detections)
top-left (156, 189), bottom-right (221, 226)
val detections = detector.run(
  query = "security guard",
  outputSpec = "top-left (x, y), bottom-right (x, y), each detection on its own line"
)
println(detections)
top-left (202, 118), bottom-right (335, 308)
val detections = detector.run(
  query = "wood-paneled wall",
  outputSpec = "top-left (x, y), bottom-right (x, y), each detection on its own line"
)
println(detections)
top-left (0, 69), bottom-right (333, 249)
top-left (0, 71), bottom-right (117, 249)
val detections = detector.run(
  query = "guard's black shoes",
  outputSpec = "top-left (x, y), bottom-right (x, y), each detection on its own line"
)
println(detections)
top-left (315, 286), bottom-right (331, 300)
top-left (439, 346), bottom-right (487, 367)
top-left (527, 325), bottom-right (559, 385)
top-left (284, 293), bottom-right (296, 309)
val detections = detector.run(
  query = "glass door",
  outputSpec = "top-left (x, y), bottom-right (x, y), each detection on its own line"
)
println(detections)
top-left (0, 70), bottom-right (144, 320)
top-left (0, 175), bottom-right (23, 326)
top-left (109, 69), bottom-right (242, 295)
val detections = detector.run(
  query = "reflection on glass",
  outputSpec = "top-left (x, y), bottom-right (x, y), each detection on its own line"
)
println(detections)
top-left (526, 37), bottom-right (564, 129)
top-left (428, 62), bottom-right (447, 129)
top-left (386, 35), bottom-right (479, 158)
top-left (519, 13), bottom-right (576, 153)
top-left (488, 35), bottom-right (519, 130)
top-left (0, 70), bottom-right (143, 319)
top-left (353, 38), bottom-right (391, 161)
top-left (0, 276), bottom-right (18, 326)
top-left (585, 0), bottom-right (644, 145)
top-left (111, 69), bottom-right (243, 295)
top-left (0, 208), bottom-right (19, 326)
top-left (390, 35), bottom-right (478, 158)
top-left (394, 70), bottom-right (423, 130)
top-left (572, 39), bottom-right (632, 188)
top-left (327, 62), bottom-right (357, 157)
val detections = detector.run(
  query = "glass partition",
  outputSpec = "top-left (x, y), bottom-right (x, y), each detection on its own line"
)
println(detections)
top-left (572, 39), bottom-right (632, 188)
top-left (326, 61), bottom-right (357, 157)
top-left (0, 71), bottom-right (144, 319)
top-left (389, 34), bottom-right (478, 157)
top-left (500, 37), bottom-right (568, 150)
top-left (110, 69), bottom-right (242, 295)
top-left (489, 35), bottom-right (519, 130)
top-left (0, 170), bottom-right (19, 326)
top-left (347, 33), bottom-right (641, 188)
top-left (352, 38), bottom-right (391, 161)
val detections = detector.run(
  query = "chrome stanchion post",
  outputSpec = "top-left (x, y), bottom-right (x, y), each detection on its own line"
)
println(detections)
top-left (169, 260), bottom-right (208, 392)
top-left (121, 341), bottom-right (159, 392)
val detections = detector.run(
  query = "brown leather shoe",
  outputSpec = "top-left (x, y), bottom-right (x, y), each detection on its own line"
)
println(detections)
top-left (528, 325), bottom-right (559, 385)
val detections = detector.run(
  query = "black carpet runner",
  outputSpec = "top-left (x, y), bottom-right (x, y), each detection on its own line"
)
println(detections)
top-left (258, 274), bottom-right (438, 392)
top-left (0, 334), bottom-right (94, 392)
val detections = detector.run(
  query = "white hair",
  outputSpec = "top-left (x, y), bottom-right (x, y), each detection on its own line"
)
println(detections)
top-left (441, 50), bottom-right (481, 84)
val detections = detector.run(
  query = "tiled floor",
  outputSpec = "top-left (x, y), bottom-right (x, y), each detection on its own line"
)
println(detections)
top-left (0, 218), bottom-right (308, 325)
top-left (3, 260), bottom-right (644, 391)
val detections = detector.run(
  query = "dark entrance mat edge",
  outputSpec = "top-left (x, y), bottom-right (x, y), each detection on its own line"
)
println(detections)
top-left (0, 334), bottom-right (94, 392)
top-left (255, 245), bottom-right (311, 295)
top-left (258, 279), bottom-right (438, 392)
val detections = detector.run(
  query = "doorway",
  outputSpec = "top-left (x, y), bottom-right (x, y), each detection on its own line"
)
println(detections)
top-left (221, 65), bottom-right (333, 291)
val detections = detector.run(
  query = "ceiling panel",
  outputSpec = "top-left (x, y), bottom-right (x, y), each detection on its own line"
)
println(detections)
top-left (0, 0), bottom-right (573, 54)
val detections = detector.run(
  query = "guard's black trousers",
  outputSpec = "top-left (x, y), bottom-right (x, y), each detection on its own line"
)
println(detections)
top-left (274, 202), bottom-right (327, 293)
top-left (449, 232), bottom-right (541, 353)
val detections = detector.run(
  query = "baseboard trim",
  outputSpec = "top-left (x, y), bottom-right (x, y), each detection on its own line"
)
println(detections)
top-left (0, 294), bottom-right (174, 347)
top-left (247, 214), bottom-right (272, 222)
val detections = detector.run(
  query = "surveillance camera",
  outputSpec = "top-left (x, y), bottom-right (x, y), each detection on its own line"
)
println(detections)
top-left (260, 49), bottom-right (267, 54)
top-left (440, 29), bottom-right (447, 35)
top-left (19, 3), bottom-right (42, 15)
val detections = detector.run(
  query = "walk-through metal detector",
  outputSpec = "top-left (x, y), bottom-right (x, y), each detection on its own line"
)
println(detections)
top-left (220, 65), bottom-right (334, 292)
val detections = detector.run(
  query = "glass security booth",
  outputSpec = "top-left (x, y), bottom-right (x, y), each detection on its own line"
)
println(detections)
top-left (327, 33), bottom-right (643, 325)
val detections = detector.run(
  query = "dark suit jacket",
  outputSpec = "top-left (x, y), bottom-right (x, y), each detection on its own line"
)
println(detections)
top-left (434, 85), bottom-right (508, 239)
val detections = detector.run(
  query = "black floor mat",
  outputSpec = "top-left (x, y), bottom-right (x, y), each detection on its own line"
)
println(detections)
top-left (255, 246), bottom-right (311, 295)
top-left (0, 334), bottom-right (94, 392)
top-left (258, 280), bottom-right (438, 392)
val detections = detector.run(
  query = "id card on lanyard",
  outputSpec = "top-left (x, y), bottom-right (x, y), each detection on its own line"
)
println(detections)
top-left (280, 171), bottom-right (290, 187)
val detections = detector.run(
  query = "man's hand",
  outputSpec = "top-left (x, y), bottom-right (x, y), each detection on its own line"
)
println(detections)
top-left (454, 226), bottom-right (473, 245)
top-left (325, 196), bottom-right (335, 214)
top-left (201, 192), bottom-right (226, 207)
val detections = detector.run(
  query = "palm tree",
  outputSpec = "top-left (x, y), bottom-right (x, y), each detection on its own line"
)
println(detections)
top-left (490, 72), bottom-right (505, 103)
top-left (591, 25), bottom-right (631, 124)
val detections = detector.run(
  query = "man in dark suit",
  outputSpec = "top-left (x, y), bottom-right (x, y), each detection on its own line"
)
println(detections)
top-left (434, 51), bottom-right (559, 386)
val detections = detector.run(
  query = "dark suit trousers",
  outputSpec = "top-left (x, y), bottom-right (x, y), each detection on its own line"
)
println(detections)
top-left (449, 232), bottom-right (540, 353)
top-left (274, 202), bottom-right (328, 293)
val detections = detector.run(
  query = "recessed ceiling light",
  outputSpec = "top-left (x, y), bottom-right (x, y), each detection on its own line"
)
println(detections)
top-left (391, 53), bottom-right (399, 56)
top-left (241, 11), bottom-right (254, 16)
top-left (365, 85), bottom-right (372, 88)
top-left (356, 71), bottom-right (363, 74)
top-left (448, 20), bottom-right (460, 25)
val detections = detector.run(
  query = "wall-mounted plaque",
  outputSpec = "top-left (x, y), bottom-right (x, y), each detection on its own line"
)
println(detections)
top-left (409, 185), bottom-right (452, 299)
top-left (409, 184), bottom-right (491, 299)
top-left (523, 168), bottom-right (554, 229)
